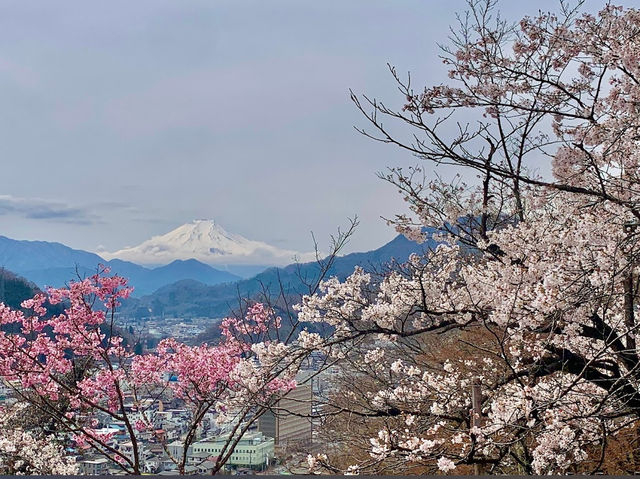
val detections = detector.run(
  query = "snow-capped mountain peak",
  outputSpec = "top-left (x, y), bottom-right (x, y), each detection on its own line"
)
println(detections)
top-left (101, 219), bottom-right (312, 266)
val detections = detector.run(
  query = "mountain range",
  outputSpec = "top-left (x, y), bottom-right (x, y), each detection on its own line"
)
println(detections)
top-left (0, 220), bottom-right (308, 295)
top-left (0, 235), bottom-right (240, 296)
top-left (121, 232), bottom-right (435, 319)
top-left (0, 220), bottom-right (433, 310)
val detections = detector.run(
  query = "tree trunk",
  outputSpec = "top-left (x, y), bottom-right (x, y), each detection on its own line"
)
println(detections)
top-left (472, 381), bottom-right (485, 475)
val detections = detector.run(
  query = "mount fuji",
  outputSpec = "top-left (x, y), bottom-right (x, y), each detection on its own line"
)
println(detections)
top-left (101, 219), bottom-right (314, 267)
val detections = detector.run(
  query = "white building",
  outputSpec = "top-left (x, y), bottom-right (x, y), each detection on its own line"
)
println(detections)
top-left (191, 430), bottom-right (274, 470)
top-left (79, 457), bottom-right (110, 475)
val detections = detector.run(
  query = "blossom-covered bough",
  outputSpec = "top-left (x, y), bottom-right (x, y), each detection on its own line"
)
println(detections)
top-left (0, 404), bottom-right (77, 474)
top-left (0, 267), bottom-right (303, 474)
top-left (299, 0), bottom-right (640, 474)
top-left (131, 302), bottom-right (301, 474)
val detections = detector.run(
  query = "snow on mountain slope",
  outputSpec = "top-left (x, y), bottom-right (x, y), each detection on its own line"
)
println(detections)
top-left (101, 219), bottom-right (314, 266)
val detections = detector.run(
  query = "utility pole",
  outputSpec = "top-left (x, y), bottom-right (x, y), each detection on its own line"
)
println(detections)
top-left (472, 380), bottom-right (484, 475)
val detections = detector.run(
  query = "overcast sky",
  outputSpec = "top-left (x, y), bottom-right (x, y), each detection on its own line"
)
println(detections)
top-left (0, 0), bottom-right (615, 256)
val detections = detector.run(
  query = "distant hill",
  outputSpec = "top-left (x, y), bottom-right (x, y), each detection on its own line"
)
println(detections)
top-left (0, 236), bottom-right (103, 272)
top-left (0, 236), bottom-right (241, 296)
top-left (106, 258), bottom-right (240, 296)
top-left (124, 232), bottom-right (437, 319)
top-left (0, 267), bottom-right (42, 310)
top-left (0, 268), bottom-right (66, 331)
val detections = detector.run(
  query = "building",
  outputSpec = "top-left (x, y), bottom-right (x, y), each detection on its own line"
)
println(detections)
top-left (167, 439), bottom-right (188, 462)
top-left (191, 431), bottom-right (274, 470)
top-left (258, 377), bottom-right (313, 453)
top-left (79, 457), bottom-right (110, 475)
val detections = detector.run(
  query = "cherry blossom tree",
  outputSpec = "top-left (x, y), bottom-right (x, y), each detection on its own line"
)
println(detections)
top-left (0, 404), bottom-right (77, 474)
top-left (0, 267), bottom-right (301, 474)
top-left (299, 0), bottom-right (640, 474)
top-left (130, 302), bottom-right (301, 474)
